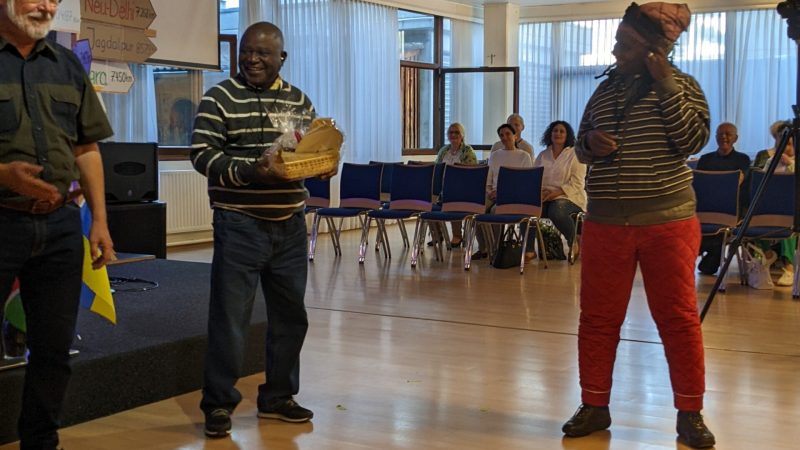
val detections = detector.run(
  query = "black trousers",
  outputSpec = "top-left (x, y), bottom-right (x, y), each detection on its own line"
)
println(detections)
top-left (698, 234), bottom-right (724, 274)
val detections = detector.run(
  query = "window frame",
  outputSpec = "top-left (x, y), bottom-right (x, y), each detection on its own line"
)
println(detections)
top-left (158, 34), bottom-right (237, 161)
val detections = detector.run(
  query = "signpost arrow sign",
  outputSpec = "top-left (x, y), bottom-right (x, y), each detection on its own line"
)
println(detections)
top-left (89, 61), bottom-right (135, 94)
top-left (81, 0), bottom-right (157, 30)
top-left (53, 0), bottom-right (81, 33)
top-left (81, 20), bottom-right (157, 63)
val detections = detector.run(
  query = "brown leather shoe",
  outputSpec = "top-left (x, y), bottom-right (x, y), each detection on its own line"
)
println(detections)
top-left (562, 404), bottom-right (611, 437)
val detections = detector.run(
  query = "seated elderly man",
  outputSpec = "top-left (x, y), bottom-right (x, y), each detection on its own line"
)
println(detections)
top-left (490, 114), bottom-right (535, 157)
top-left (695, 122), bottom-right (751, 275)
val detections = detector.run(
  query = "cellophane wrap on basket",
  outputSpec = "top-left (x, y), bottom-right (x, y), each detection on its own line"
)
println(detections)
top-left (275, 117), bottom-right (343, 179)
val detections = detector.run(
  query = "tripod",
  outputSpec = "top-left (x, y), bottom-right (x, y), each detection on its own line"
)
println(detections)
top-left (701, 2), bottom-right (800, 321)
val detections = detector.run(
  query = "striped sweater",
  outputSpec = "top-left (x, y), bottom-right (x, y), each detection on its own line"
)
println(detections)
top-left (191, 75), bottom-right (315, 221)
top-left (575, 68), bottom-right (710, 225)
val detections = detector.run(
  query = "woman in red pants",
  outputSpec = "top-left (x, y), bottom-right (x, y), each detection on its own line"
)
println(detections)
top-left (561, 2), bottom-right (715, 448)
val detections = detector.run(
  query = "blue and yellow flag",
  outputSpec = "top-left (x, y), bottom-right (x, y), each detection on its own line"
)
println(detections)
top-left (2, 200), bottom-right (116, 328)
top-left (79, 199), bottom-right (116, 324)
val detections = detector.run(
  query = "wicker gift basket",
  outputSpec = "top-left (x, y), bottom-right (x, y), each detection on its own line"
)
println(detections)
top-left (277, 118), bottom-right (342, 179)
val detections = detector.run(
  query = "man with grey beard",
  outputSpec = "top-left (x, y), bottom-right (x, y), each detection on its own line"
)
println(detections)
top-left (0, 1), bottom-right (114, 448)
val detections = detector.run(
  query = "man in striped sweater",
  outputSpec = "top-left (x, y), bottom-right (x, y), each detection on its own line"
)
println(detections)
top-left (191, 21), bottom-right (317, 438)
top-left (561, 3), bottom-right (716, 448)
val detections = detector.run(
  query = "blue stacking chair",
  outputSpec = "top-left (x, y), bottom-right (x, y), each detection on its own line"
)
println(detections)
top-left (370, 160), bottom-right (408, 250)
top-left (304, 176), bottom-right (331, 213)
top-left (304, 176), bottom-right (332, 258)
top-left (411, 165), bottom-right (490, 268)
top-left (733, 171), bottom-right (798, 293)
top-left (358, 163), bottom-right (434, 263)
top-left (431, 162), bottom-right (446, 203)
top-left (370, 161), bottom-right (402, 203)
top-left (692, 170), bottom-right (741, 291)
top-left (420, 161), bottom-right (450, 245)
top-left (408, 161), bottom-right (449, 247)
top-left (308, 163), bottom-right (382, 261)
top-left (466, 166), bottom-right (545, 274)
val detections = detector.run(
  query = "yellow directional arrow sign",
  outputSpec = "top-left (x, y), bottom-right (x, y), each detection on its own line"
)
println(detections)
top-left (81, 0), bottom-right (157, 30)
top-left (80, 20), bottom-right (157, 64)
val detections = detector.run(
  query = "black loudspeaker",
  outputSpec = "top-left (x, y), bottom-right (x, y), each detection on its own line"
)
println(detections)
top-left (99, 142), bottom-right (159, 203)
top-left (107, 201), bottom-right (167, 258)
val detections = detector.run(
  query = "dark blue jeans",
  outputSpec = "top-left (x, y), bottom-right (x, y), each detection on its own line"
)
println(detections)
top-left (542, 199), bottom-right (583, 244)
top-left (0, 204), bottom-right (83, 450)
top-left (200, 209), bottom-right (309, 414)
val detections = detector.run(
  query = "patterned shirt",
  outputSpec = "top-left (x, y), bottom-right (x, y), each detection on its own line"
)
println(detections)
top-left (191, 75), bottom-right (315, 221)
top-left (435, 142), bottom-right (477, 166)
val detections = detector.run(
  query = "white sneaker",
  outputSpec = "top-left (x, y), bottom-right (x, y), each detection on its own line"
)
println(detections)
top-left (776, 268), bottom-right (794, 286)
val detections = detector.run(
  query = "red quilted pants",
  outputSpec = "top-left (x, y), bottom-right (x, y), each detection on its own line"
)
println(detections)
top-left (578, 217), bottom-right (705, 411)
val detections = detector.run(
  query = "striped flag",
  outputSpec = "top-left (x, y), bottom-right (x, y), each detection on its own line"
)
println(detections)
top-left (79, 198), bottom-right (116, 324)
top-left (3, 278), bottom-right (25, 333)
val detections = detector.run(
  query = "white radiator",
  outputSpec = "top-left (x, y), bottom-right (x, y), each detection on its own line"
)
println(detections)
top-left (158, 169), bottom-right (362, 237)
top-left (159, 170), bottom-right (213, 234)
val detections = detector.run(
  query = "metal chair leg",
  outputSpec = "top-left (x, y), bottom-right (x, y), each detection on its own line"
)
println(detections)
top-left (358, 216), bottom-right (372, 264)
top-left (519, 219), bottom-right (533, 275)
top-left (463, 217), bottom-right (475, 270)
top-left (308, 213), bottom-right (321, 261)
top-left (398, 219), bottom-right (410, 247)
top-left (411, 220), bottom-right (426, 268)
top-left (326, 217), bottom-right (341, 256)
top-left (534, 219), bottom-right (548, 269)
top-left (378, 220), bottom-right (391, 259)
top-left (568, 212), bottom-right (584, 265)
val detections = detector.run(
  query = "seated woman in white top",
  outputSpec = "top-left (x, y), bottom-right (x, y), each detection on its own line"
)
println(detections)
top-left (472, 123), bottom-right (533, 260)
top-left (533, 121), bottom-right (587, 255)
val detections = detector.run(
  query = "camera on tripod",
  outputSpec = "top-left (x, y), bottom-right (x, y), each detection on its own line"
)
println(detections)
top-left (778, 0), bottom-right (800, 39)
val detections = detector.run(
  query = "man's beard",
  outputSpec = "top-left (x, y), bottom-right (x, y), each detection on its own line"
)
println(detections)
top-left (6, 1), bottom-right (54, 40)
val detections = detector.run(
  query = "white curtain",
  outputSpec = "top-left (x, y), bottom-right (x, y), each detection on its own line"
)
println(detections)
top-left (240, 0), bottom-right (401, 164)
top-left (238, 0), bottom-right (276, 37)
top-left (519, 21), bottom-right (553, 150)
top-left (100, 64), bottom-right (158, 143)
top-left (519, 8), bottom-right (797, 157)
top-left (672, 12), bottom-right (725, 141)
top-left (443, 18), bottom-right (484, 147)
top-left (727, 9), bottom-right (796, 153)
top-left (241, 0), bottom-right (401, 231)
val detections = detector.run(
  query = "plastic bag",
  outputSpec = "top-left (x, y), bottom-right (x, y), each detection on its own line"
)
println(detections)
top-left (743, 243), bottom-right (774, 290)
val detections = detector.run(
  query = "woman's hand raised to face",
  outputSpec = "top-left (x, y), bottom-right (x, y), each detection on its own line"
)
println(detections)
top-left (645, 47), bottom-right (671, 82)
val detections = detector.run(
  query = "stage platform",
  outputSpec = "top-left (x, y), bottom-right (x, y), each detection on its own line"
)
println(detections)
top-left (0, 259), bottom-right (267, 445)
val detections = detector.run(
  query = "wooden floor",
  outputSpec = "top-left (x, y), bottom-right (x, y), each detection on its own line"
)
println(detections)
top-left (3, 225), bottom-right (800, 450)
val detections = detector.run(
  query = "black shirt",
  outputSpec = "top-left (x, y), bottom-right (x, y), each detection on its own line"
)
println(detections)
top-left (696, 148), bottom-right (751, 174)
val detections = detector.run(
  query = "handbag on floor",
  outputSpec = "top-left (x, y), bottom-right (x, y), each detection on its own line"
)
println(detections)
top-left (491, 228), bottom-right (522, 269)
top-left (743, 243), bottom-right (774, 290)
